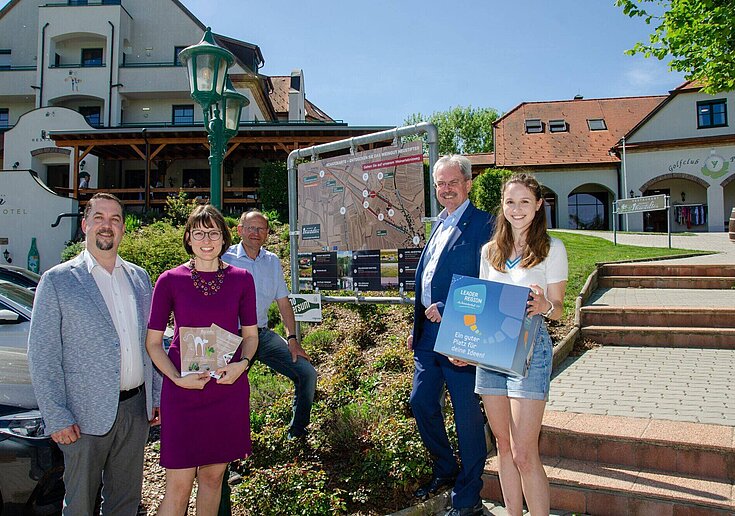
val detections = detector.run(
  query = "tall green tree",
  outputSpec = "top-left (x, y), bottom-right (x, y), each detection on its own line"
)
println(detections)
top-left (405, 105), bottom-right (499, 155)
top-left (616, 0), bottom-right (735, 92)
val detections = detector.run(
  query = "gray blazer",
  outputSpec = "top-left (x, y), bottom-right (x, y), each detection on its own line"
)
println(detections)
top-left (28, 252), bottom-right (161, 436)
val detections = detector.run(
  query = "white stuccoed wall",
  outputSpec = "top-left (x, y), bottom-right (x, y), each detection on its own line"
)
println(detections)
top-left (0, 171), bottom-right (78, 273)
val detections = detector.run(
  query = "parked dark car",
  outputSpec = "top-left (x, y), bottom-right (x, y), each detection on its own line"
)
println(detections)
top-left (0, 265), bottom-right (41, 291)
top-left (0, 280), bottom-right (65, 515)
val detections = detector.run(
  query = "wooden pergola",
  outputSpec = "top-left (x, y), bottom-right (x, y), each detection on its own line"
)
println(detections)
top-left (49, 124), bottom-right (390, 209)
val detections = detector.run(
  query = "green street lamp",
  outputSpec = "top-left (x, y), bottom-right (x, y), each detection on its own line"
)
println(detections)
top-left (179, 27), bottom-right (248, 209)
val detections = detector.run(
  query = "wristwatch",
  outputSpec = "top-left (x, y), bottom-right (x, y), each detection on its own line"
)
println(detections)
top-left (287, 334), bottom-right (298, 342)
top-left (542, 302), bottom-right (555, 319)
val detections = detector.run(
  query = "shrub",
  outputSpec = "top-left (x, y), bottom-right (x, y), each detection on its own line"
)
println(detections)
top-left (61, 240), bottom-right (85, 262)
top-left (470, 167), bottom-right (513, 215)
top-left (258, 161), bottom-right (289, 222)
top-left (125, 213), bottom-right (142, 233)
top-left (233, 462), bottom-right (346, 515)
top-left (117, 221), bottom-right (188, 282)
top-left (163, 191), bottom-right (197, 226)
top-left (319, 402), bottom-right (374, 457)
top-left (267, 301), bottom-right (280, 329)
top-left (300, 329), bottom-right (339, 364)
top-left (373, 336), bottom-right (412, 373)
top-left (361, 416), bottom-right (432, 491)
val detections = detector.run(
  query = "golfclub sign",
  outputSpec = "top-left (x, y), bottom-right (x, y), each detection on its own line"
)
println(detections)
top-left (615, 194), bottom-right (667, 214)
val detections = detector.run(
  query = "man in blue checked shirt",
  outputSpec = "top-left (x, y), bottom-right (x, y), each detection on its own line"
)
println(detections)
top-left (223, 209), bottom-right (317, 439)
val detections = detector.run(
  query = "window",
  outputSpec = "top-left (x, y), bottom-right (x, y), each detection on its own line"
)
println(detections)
top-left (549, 119), bottom-right (567, 133)
top-left (81, 48), bottom-right (103, 67)
top-left (0, 109), bottom-right (9, 128)
top-left (174, 46), bottom-right (186, 66)
top-left (525, 119), bottom-right (543, 133)
top-left (587, 118), bottom-right (607, 131)
top-left (697, 99), bottom-right (727, 129)
top-left (68, 0), bottom-right (88, 5)
top-left (0, 49), bottom-right (10, 69)
top-left (79, 106), bottom-right (101, 127)
top-left (172, 104), bottom-right (194, 125)
top-left (568, 192), bottom-right (608, 230)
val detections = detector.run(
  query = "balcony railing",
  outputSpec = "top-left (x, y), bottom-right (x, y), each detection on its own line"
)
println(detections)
top-left (0, 65), bottom-right (37, 71)
top-left (121, 62), bottom-right (182, 68)
top-left (49, 63), bottom-right (106, 69)
top-left (53, 186), bottom-right (259, 212)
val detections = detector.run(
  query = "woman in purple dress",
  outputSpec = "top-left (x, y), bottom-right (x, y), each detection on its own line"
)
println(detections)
top-left (146, 204), bottom-right (258, 515)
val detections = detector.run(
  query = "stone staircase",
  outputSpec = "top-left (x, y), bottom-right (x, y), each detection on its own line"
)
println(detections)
top-left (480, 260), bottom-right (735, 514)
top-left (580, 264), bottom-right (735, 349)
top-left (482, 411), bottom-right (735, 514)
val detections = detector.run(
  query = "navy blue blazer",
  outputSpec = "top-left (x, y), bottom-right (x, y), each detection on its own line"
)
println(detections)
top-left (412, 202), bottom-right (494, 350)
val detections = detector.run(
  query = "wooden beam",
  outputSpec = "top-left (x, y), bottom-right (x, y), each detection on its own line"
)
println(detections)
top-left (130, 144), bottom-right (147, 161)
top-left (224, 142), bottom-right (241, 159)
top-left (150, 144), bottom-right (167, 161)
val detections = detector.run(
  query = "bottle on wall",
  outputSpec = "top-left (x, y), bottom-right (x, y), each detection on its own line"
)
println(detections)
top-left (27, 237), bottom-right (40, 273)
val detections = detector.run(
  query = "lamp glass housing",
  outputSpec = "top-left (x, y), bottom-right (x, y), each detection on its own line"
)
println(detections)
top-left (179, 27), bottom-right (234, 110)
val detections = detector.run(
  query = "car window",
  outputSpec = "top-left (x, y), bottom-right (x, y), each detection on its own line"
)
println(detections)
top-left (0, 267), bottom-right (40, 289)
top-left (0, 282), bottom-right (34, 313)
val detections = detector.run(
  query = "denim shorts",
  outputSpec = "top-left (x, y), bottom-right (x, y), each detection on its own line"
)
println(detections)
top-left (474, 325), bottom-right (553, 401)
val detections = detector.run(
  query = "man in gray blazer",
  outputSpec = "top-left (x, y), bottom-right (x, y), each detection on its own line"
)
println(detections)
top-left (28, 193), bottom-right (160, 515)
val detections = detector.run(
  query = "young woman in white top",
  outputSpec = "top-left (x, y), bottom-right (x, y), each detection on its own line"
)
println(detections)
top-left (475, 173), bottom-right (567, 516)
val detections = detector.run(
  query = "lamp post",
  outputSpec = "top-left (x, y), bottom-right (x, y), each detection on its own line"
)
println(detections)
top-left (179, 27), bottom-right (249, 210)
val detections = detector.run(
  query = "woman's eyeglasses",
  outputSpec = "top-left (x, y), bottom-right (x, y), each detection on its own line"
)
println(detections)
top-left (190, 230), bottom-right (222, 241)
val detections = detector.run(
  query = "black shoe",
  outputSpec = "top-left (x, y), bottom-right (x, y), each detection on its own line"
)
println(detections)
top-left (444, 500), bottom-right (483, 516)
top-left (413, 475), bottom-right (456, 500)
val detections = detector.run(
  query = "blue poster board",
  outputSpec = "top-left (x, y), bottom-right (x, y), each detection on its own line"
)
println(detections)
top-left (434, 274), bottom-right (542, 378)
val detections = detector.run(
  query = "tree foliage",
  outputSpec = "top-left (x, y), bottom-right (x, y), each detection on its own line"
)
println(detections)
top-left (469, 168), bottom-right (513, 215)
top-left (616, 0), bottom-right (735, 92)
top-left (404, 105), bottom-right (499, 155)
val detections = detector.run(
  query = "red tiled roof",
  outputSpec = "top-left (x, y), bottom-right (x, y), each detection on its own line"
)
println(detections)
top-left (494, 96), bottom-right (666, 167)
top-left (268, 76), bottom-right (334, 123)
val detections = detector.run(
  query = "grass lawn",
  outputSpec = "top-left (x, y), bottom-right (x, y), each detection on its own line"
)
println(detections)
top-left (550, 230), bottom-right (710, 314)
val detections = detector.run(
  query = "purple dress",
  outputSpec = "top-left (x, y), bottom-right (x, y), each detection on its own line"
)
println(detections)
top-left (148, 264), bottom-right (257, 469)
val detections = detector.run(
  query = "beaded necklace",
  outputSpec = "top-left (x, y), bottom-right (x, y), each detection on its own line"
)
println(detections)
top-left (189, 258), bottom-right (225, 296)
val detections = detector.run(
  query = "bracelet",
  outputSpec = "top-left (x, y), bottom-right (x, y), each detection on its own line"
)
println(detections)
top-left (542, 302), bottom-right (555, 319)
top-left (240, 356), bottom-right (251, 369)
top-left (287, 334), bottom-right (298, 341)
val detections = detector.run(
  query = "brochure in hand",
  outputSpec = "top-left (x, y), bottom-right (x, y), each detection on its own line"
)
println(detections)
top-left (179, 324), bottom-right (242, 376)
top-left (433, 274), bottom-right (542, 378)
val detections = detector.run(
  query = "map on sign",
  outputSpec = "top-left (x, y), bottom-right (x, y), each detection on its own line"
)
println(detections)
top-left (297, 141), bottom-right (426, 251)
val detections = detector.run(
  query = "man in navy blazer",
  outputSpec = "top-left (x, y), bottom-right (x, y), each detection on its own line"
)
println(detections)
top-left (28, 193), bottom-right (160, 515)
top-left (407, 155), bottom-right (493, 516)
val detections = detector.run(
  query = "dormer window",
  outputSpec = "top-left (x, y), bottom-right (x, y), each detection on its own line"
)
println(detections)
top-left (525, 119), bottom-right (543, 133)
top-left (549, 119), bottom-right (567, 133)
top-left (587, 118), bottom-right (607, 131)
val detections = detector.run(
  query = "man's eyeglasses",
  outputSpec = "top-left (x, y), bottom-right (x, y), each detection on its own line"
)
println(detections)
top-left (241, 225), bottom-right (267, 234)
top-left (434, 179), bottom-right (466, 189)
top-left (190, 230), bottom-right (222, 241)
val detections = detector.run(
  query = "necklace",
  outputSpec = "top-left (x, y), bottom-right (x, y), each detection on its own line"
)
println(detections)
top-left (189, 258), bottom-right (225, 296)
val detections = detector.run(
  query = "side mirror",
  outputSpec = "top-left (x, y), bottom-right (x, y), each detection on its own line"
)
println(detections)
top-left (0, 309), bottom-right (21, 324)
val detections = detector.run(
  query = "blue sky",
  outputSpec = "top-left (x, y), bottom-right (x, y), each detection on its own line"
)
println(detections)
top-left (182, 0), bottom-right (684, 127)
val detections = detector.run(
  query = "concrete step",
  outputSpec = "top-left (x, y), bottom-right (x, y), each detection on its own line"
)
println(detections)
top-left (540, 411), bottom-right (735, 483)
top-left (482, 455), bottom-right (734, 516)
top-left (599, 264), bottom-right (735, 278)
top-left (580, 326), bottom-right (735, 348)
top-left (598, 276), bottom-right (735, 289)
top-left (580, 306), bottom-right (735, 328)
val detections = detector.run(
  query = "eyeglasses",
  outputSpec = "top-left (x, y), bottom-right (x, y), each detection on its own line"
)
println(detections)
top-left (434, 179), bottom-right (466, 189)
top-left (190, 230), bottom-right (222, 241)
top-left (241, 225), bottom-right (267, 234)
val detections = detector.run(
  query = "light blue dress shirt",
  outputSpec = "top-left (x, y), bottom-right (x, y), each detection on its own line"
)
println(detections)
top-left (420, 198), bottom-right (471, 308)
top-left (222, 244), bottom-right (289, 328)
